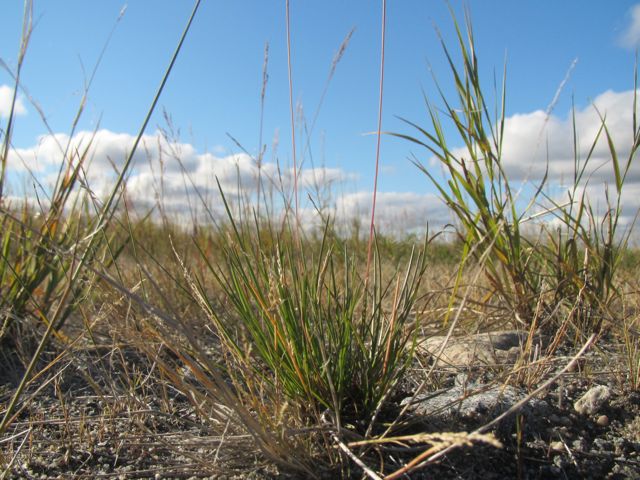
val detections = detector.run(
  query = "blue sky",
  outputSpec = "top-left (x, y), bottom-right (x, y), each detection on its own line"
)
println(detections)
top-left (2, 1), bottom-right (640, 233)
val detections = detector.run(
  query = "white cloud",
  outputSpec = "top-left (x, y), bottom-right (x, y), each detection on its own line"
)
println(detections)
top-left (0, 84), bottom-right (27, 118)
top-left (619, 4), bottom-right (640, 48)
top-left (6, 129), bottom-right (366, 226)
top-left (419, 88), bottom-right (640, 232)
top-left (503, 89), bottom-right (640, 226)
top-left (330, 191), bottom-right (451, 235)
top-left (13, 83), bottom-right (638, 237)
top-left (6, 128), bottom-right (451, 234)
top-left (440, 89), bottom-right (639, 183)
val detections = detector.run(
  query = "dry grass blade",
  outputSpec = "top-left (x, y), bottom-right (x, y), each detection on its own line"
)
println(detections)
top-left (380, 432), bottom-right (501, 480)
top-left (285, 0), bottom-right (299, 229)
top-left (365, 0), bottom-right (387, 284)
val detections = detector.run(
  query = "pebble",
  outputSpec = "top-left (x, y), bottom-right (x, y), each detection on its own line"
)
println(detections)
top-left (596, 414), bottom-right (610, 427)
top-left (574, 385), bottom-right (611, 415)
top-left (593, 438), bottom-right (613, 451)
top-left (553, 455), bottom-right (569, 468)
top-left (550, 441), bottom-right (565, 453)
top-left (613, 438), bottom-right (628, 456)
top-left (572, 438), bottom-right (587, 451)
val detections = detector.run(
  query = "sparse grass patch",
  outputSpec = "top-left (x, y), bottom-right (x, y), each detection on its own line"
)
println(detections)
top-left (396, 12), bottom-right (639, 342)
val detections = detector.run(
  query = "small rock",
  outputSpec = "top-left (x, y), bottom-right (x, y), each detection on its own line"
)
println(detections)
top-left (401, 383), bottom-right (539, 420)
top-left (572, 438), bottom-right (587, 451)
top-left (574, 385), bottom-right (611, 415)
top-left (553, 455), bottom-right (569, 469)
top-left (418, 331), bottom-right (532, 368)
top-left (593, 438), bottom-right (613, 451)
top-left (550, 441), bottom-right (565, 453)
top-left (596, 414), bottom-right (610, 427)
top-left (613, 437), bottom-right (628, 456)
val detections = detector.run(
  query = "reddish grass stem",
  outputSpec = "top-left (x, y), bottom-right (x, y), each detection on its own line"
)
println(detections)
top-left (286, 0), bottom-right (299, 230)
top-left (365, 0), bottom-right (387, 283)
top-left (256, 42), bottom-right (269, 219)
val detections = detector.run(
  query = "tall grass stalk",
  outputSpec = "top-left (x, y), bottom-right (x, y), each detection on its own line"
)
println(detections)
top-left (285, 0), bottom-right (299, 230)
top-left (396, 10), bottom-right (638, 334)
top-left (301, 28), bottom-right (355, 163)
top-left (0, 1), bottom-right (32, 201)
top-left (365, 0), bottom-right (387, 284)
top-left (256, 42), bottom-right (269, 220)
top-left (0, 0), bottom-right (202, 434)
top-left (394, 12), bottom-right (539, 323)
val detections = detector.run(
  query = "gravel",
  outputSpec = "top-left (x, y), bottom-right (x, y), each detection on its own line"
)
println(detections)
top-left (2, 337), bottom-right (640, 479)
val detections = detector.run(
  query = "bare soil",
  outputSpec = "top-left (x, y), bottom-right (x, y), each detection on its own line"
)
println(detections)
top-left (1, 334), bottom-right (639, 479)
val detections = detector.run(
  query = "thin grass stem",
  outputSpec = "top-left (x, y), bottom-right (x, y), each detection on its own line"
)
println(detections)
top-left (365, 0), bottom-right (387, 284)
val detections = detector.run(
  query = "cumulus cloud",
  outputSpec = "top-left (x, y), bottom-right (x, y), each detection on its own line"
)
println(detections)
top-left (8, 129), bottom-right (356, 188)
top-left (6, 129), bottom-right (368, 226)
top-left (619, 4), bottom-right (640, 48)
top-left (423, 88), bottom-right (640, 233)
top-left (330, 191), bottom-right (451, 235)
top-left (11, 82), bottom-right (638, 237)
top-left (0, 84), bottom-right (27, 118)
top-left (5, 127), bottom-right (453, 234)
top-left (505, 90), bottom-right (640, 229)
top-left (440, 89), bottom-right (639, 183)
